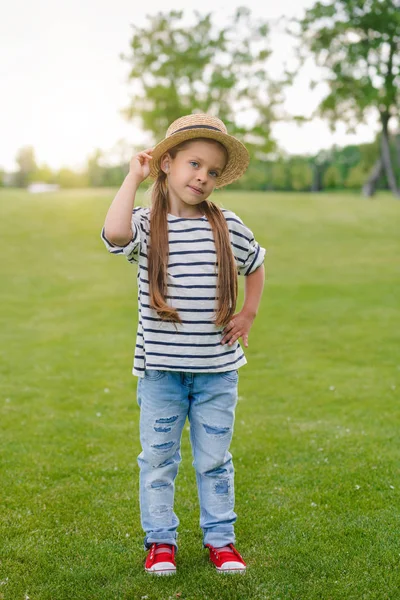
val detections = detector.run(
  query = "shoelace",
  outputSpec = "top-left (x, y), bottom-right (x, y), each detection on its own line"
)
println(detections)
top-left (149, 543), bottom-right (174, 560)
top-left (216, 546), bottom-right (231, 555)
top-left (211, 545), bottom-right (239, 559)
top-left (154, 546), bottom-right (173, 556)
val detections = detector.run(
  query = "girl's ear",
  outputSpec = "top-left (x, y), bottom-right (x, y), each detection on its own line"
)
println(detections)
top-left (160, 153), bottom-right (170, 174)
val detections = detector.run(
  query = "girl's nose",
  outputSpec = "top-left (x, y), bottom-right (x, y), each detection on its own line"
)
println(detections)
top-left (196, 171), bottom-right (207, 183)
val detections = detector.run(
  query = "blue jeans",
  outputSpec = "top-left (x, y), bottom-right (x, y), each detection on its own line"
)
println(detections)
top-left (136, 369), bottom-right (239, 550)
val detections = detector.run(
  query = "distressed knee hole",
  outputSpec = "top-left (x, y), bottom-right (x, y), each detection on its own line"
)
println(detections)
top-left (156, 457), bottom-right (175, 468)
top-left (154, 415), bottom-right (178, 434)
top-left (149, 504), bottom-right (171, 519)
top-left (206, 466), bottom-right (227, 476)
top-left (149, 479), bottom-right (171, 490)
top-left (203, 424), bottom-right (230, 436)
top-left (156, 415), bottom-right (178, 424)
top-left (214, 480), bottom-right (229, 495)
top-left (151, 440), bottom-right (175, 453)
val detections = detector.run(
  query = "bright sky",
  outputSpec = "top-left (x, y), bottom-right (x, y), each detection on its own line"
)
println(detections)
top-left (1, 0), bottom-right (379, 172)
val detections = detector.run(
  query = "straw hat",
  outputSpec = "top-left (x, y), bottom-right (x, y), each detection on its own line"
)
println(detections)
top-left (149, 113), bottom-right (250, 188)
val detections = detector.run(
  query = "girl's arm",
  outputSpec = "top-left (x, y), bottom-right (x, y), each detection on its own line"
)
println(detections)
top-left (104, 172), bottom-right (141, 246)
top-left (242, 263), bottom-right (265, 319)
top-left (221, 264), bottom-right (265, 347)
top-left (104, 149), bottom-right (153, 246)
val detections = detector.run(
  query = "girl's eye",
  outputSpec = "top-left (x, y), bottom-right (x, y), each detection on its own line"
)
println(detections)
top-left (189, 161), bottom-right (218, 177)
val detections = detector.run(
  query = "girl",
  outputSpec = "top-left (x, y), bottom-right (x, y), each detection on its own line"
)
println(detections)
top-left (101, 114), bottom-right (266, 575)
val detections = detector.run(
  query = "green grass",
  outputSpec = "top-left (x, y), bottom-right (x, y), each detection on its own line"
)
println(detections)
top-left (1, 188), bottom-right (399, 600)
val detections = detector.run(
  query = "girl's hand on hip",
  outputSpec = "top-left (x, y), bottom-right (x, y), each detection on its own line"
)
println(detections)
top-left (220, 311), bottom-right (255, 348)
top-left (129, 148), bottom-right (153, 183)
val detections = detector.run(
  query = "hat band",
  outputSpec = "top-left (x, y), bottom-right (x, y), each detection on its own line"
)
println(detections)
top-left (170, 124), bottom-right (223, 136)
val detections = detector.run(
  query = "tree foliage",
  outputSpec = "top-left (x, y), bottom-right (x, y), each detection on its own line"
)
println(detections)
top-left (15, 146), bottom-right (37, 187)
top-left (295, 0), bottom-right (400, 196)
top-left (121, 8), bottom-right (281, 161)
top-left (298, 0), bottom-right (399, 124)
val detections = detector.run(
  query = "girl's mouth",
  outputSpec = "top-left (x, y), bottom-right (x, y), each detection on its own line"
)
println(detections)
top-left (188, 185), bottom-right (203, 195)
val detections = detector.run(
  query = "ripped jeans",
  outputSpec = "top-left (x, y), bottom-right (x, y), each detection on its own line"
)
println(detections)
top-left (136, 368), bottom-right (239, 550)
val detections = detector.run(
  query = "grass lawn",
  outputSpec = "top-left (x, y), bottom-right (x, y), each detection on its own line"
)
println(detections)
top-left (1, 188), bottom-right (399, 600)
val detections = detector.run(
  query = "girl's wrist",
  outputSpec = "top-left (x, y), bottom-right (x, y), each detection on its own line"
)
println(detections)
top-left (241, 307), bottom-right (257, 320)
top-left (126, 171), bottom-right (143, 188)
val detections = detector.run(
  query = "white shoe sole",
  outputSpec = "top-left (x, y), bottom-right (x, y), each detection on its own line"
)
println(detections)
top-left (145, 562), bottom-right (176, 576)
top-left (217, 567), bottom-right (246, 574)
top-left (216, 561), bottom-right (246, 574)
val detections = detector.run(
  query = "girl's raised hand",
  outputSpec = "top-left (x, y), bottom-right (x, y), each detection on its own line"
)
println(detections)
top-left (129, 148), bottom-right (153, 183)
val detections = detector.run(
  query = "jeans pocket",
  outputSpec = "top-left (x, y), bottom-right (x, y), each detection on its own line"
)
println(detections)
top-left (144, 369), bottom-right (167, 381)
top-left (220, 369), bottom-right (239, 382)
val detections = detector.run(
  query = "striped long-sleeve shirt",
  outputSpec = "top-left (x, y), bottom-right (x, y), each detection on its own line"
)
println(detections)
top-left (101, 206), bottom-right (266, 377)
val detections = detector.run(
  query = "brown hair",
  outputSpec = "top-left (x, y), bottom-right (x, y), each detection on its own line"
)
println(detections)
top-left (146, 139), bottom-right (238, 328)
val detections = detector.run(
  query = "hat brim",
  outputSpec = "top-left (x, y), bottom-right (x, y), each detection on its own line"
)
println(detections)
top-left (149, 128), bottom-right (250, 188)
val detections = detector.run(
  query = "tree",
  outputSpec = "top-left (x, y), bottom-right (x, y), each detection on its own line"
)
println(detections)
top-left (15, 146), bottom-right (37, 187)
top-left (270, 160), bottom-right (289, 190)
top-left (287, 158), bottom-right (313, 191)
top-left (31, 164), bottom-right (56, 184)
top-left (295, 0), bottom-right (400, 198)
top-left (323, 164), bottom-right (342, 189)
top-left (87, 149), bottom-right (105, 187)
top-left (121, 8), bottom-right (280, 165)
top-left (309, 149), bottom-right (333, 191)
top-left (346, 163), bottom-right (371, 188)
top-left (55, 168), bottom-right (89, 188)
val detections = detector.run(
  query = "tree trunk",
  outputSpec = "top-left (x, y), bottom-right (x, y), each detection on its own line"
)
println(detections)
top-left (395, 132), bottom-right (400, 167)
top-left (381, 115), bottom-right (400, 198)
top-left (362, 156), bottom-right (383, 197)
top-left (311, 162), bottom-right (321, 192)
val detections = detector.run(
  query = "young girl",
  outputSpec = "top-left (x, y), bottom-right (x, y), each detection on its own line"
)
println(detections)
top-left (101, 114), bottom-right (266, 575)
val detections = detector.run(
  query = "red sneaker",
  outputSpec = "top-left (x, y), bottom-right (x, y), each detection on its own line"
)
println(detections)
top-left (145, 543), bottom-right (176, 575)
top-left (205, 543), bottom-right (247, 573)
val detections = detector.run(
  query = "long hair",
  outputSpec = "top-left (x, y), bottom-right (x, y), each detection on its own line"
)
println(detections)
top-left (146, 140), bottom-right (238, 328)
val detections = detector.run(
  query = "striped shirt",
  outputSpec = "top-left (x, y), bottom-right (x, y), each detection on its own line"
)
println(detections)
top-left (101, 206), bottom-right (266, 377)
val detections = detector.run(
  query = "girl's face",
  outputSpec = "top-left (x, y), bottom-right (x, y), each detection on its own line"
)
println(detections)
top-left (162, 139), bottom-right (227, 212)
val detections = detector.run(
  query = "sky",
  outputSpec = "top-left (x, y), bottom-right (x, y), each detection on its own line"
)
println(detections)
top-left (1, 0), bottom-right (380, 172)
